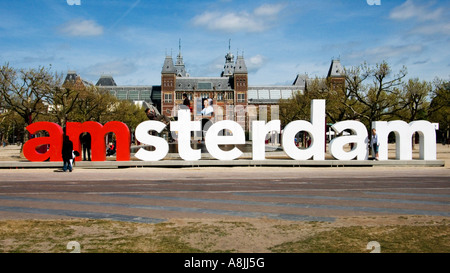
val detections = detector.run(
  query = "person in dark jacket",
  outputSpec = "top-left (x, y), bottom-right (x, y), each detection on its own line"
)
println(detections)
top-left (62, 135), bottom-right (74, 172)
top-left (182, 93), bottom-right (191, 111)
top-left (106, 140), bottom-right (116, 157)
top-left (81, 132), bottom-right (91, 161)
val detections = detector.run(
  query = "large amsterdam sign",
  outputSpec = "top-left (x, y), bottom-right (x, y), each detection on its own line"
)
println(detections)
top-left (23, 100), bottom-right (437, 162)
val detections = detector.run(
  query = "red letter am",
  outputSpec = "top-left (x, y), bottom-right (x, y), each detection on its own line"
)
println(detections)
top-left (66, 121), bottom-right (130, 161)
top-left (23, 122), bottom-right (64, 162)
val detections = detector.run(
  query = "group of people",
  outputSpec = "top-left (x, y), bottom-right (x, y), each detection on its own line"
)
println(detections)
top-left (60, 132), bottom-right (93, 172)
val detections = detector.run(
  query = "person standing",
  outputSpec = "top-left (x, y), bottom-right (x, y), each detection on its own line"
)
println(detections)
top-left (182, 93), bottom-right (191, 111)
top-left (81, 132), bottom-right (91, 161)
top-left (371, 128), bottom-right (379, 160)
top-left (62, 135), bottom-right (74, 172)
top-left (201, 98), bottom-right (214, 116)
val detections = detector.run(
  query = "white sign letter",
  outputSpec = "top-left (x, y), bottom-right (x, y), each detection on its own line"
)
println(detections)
top-left (135, 121), bottom-right (169, 161)
top-left (252, 120), bottom-right (280, 160)
top-left (373, 120), bottom-right (436, 160)
top-left (170, 109), bottom-right (201, 161)
top-left (282, 100), bottom-right (326, 160)
top-left (205, 120), bottom-right (245, 160)
top-left (330, 121), bottom-right (368, 160)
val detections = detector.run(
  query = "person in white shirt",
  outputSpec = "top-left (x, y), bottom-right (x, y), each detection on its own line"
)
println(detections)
top-left (371, 128), bottom-right (379, 160)
top-left (201, 98), bottom-right (214, 116)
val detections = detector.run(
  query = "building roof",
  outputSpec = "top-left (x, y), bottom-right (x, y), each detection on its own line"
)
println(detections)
top-left (96, 75), bottom-right (117, 86)
top-left (97, 85), bottom-right (160, 103)
top-left (327, 59), bottom-right (345, 78)
top-left (175, 39), bottom-right (188, 77)
top-left (64, 70), bottom-right (78, 83)
top-left (234, 55), bottom-right (247, 74)
top-left (162, 55), bottom-right (176, 74)
top-left (175, 77), bottom-right (233, 91)
top-left (63, 71), bottom-right (94, 87)
top-left (248, 85), bottom-right (304, 104)
top-left (293, 74), bottom-right (308, 86)
top-left (222, 51), bottom-right (235, 77)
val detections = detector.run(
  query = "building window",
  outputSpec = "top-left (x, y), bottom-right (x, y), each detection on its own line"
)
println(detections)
top-left (175, 92), bottom-right (193, 101)
top-left (217, 92), bottom-right (224, 101)
top-left (198, 82), bottom-right (212, 90)
top-left (164, 93), bottom-right (173, 103)
top-left (164, 80), bottom-right (173, 87)
top-left (235, 78), bottom-right (246, 87)
top-left (237, 93), bottom-right (245, 103)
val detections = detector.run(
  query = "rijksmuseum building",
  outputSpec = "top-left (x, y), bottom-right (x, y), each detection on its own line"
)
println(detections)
top-left (65, 44), bottom-right (345, 124)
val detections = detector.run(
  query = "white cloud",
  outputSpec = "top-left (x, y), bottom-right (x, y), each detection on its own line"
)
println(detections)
top-left (366, 44), bottom-right (423, 59)
top-left (389, 1), bottom-right (450, 37)
top-left (59, 19), bottom-right (104, 37)
top-left (390, 0), bottom-right (443, 22)
top-left (192, 11), bottom-right (263, 33)
top-left (346, 44), bottom-right (424, 65)
top-left (246, 54), bottom-right (268, 73)
top-left (254, 3), bottom-right (286, 17)
top-left (413, 22), bottom-right (450, 36)
top-left (84, 59), bottom-right (137, 78)
top-left (192, 3), bottom-right (286, 33)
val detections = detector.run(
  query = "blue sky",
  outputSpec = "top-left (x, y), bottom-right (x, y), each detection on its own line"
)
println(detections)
top-left (0, 0), bottom-right (449, 86)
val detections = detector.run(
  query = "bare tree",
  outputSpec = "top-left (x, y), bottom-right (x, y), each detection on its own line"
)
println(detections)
top-left (397, 78), bottom-right (431, 122)
top-left (343, 62), bottom-right (371, 122)
top-left (69, 85), bottom-right (118, 123)
top-left (278, 90), bottom-right (311, 128)
top-left (307, 77), bottom-right (360, 124)
top-left (44, 79), bottom-right (80, 127)
top-left (344, 61), bottom-right (407, 128)
top-left (0, 64), bottom-right (59, 143)
top-left (429, 78), bottom-right (450, 143)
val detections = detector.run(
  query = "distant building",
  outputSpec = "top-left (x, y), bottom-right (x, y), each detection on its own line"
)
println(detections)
top-left (63, 43), bottom-right (345, 123)
top-left (327, 59), bottom-right (346, 91)
top-left (63, 70), bottom-right (94, 89)
top-left (63, 71), bottom-right (161, 114)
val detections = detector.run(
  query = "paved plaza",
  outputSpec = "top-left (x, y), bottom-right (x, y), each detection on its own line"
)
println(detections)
top-left (0, 166), bottom-right (448, 223)
top-left (0, 144), bottom-right (448, 223)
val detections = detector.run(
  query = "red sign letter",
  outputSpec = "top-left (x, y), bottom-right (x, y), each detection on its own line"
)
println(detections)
top-left (66, 121), bottom-right (130, 161)
top-left (23, 122), bottom-right (64, 162)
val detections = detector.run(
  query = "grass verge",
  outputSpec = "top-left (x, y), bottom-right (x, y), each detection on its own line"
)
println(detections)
top-left (0, 217), bottom-right (449, 253)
